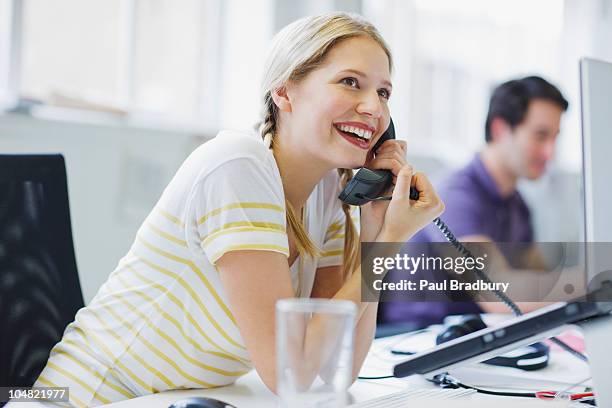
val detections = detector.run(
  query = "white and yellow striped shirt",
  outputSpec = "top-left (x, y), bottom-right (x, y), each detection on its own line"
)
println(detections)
top-left (34, 130), bottom-right (356, 407)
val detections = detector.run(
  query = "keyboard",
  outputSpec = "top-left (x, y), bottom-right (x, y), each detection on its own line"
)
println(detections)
top-left (349, 388), bottom-right (475, 407)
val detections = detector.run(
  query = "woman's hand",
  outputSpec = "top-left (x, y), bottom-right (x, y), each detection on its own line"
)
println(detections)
top-left (358, 138), bottom-right (444, 243)
top-left (359, 139), bottom-right (407, 242)
top-left (377, 165), bottom-right (444, 242)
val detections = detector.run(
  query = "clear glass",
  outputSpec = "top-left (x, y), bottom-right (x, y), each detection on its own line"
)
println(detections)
top-left (276, 298), bottom-right (356, 408)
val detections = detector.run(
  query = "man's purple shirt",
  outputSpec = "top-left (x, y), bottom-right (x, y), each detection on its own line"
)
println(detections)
top-left (379, 154), bottom-right (534, 328)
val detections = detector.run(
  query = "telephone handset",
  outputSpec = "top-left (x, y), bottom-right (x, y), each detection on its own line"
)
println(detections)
top-left (338, 118), bottom-right (419, 206)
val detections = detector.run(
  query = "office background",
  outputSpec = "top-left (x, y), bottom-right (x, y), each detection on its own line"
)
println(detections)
top-left (1, 0), bottom-right (611, 303)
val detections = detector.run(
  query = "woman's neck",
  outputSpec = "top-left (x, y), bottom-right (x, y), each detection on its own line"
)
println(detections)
top-left (272, 138), bottom-right (332, 211)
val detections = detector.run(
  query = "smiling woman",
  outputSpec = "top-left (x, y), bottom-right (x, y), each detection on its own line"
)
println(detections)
top-left (28, 12), bottom-right (443, 407)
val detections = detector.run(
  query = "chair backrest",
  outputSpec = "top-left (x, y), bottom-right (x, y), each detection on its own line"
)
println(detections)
top-left (0, 154), bottom-right (84, 387)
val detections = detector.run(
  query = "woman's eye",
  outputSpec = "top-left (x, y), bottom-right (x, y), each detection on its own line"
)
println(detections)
top-left (378, 88), bottom-right (391, 99)
top-left (341, 77), bottom-right (359, 88)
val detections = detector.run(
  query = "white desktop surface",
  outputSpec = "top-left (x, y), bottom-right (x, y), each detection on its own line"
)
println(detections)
top-left (103, 322), bottom-right (586, 408)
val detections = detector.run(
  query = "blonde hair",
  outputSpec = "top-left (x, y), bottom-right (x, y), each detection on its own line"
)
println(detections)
top-left (258, 12), bottom-right (393, 280)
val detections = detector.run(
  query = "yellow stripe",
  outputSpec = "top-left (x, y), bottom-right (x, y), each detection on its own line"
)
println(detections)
top-left (70, 326), bottom-right (158, 394)
top-left (46, 361), bottom-right (111, 404)
top-left (124, 265), bottom-right (251, 367)
top-left (158, 208), bottom-right (185, 228)
top-left (62, 338), bottom-right (140, 399)
top-left (101, 278), bottom-right (249, 377)
top-left (52, 346), bottom-right (134, 399)
top-left (202, 221), bottom-right (285, 246)
top-left (37, 375), bottom-right (88, 408)
top-left (326, 232), bottom-right (345, 242)
top-left (97, 376), bottom-right (134, 401)
top-left (131, 251), bottom-right (246, 352)
top-left (99, 301), bottom-right (221, 388)
top-left (147, 222), bottom-right (188, 247)
top-left (137, 235), bottom-right (241, 333)
top-left (55, 342), bottom-right (134, 399)
top-left (321, 249), bottom-right (343, 258)
top-left (86, 309), bottom-right (176, 389)
top-left (51, 343), bottom-right (104, 382)
top-left (326, 222), bottom-right (343, 234)
top-left (210, 243), bottom-right (289, 262)
top-left (327, 209), bottom-right (359, 234)
top-left (203, 226), bottom-right (286, 248)
top-left (198, 202), bottom-right (284, 225)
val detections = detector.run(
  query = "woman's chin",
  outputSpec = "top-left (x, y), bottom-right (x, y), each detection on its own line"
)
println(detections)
top-left (325, 149), bottom-right (368, 171)
top-left (336, 161), bottom-right (365, 171)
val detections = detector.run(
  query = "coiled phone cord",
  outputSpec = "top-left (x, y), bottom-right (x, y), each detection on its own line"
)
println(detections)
top-left (431, 217), bottom-right (522, 316)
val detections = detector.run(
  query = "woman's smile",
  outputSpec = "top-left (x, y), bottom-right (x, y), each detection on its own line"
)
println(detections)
top-left (333, 124), bottom-right (373, 150)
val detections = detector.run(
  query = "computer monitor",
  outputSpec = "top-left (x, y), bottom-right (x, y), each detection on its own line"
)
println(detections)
top-left (580, 57), bottom-right (612, 295)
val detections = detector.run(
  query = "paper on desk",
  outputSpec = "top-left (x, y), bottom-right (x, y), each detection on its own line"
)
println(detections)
top-left (446, 332), bottom-right (591, 392)
top-left (448, 362), bottom-right (591, 391)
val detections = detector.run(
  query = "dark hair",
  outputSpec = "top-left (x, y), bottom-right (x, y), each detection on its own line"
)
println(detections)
top-left (484, 76), bottom-right (569, 143)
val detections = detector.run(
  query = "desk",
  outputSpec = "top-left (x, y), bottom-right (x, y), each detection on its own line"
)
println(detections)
top-left (104, 322), bottom-right (584, 408)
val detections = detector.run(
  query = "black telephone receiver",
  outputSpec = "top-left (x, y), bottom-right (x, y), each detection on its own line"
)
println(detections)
top-left (338, 118), bottom-right (419, 206)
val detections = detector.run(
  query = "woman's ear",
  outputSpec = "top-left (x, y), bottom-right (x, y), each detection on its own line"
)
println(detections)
top-left (271, 86), bottom-right (292, 113)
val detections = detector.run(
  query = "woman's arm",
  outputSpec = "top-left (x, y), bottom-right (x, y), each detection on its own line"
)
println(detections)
top-left (310, 265), bottom-right (379, 382)
top-left (350, 301), bottom-right (378, 381)
top-left (216, 250), bottom-right (294, 393)
top-left (310, 266), bottom-right (343, 299)
top-left (217, 248), bottom-right (378, 394)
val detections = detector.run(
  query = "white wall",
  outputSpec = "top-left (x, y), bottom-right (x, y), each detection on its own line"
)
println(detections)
top-left (1, 112), bottom-right (211, 303)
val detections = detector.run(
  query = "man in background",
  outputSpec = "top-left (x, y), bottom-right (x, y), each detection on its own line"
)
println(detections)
top-left (379, 76), bottom-right (569, 331)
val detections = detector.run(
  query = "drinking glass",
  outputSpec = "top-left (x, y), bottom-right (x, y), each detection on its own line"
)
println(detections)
top-left (276, 298), bottom-right (357, 408)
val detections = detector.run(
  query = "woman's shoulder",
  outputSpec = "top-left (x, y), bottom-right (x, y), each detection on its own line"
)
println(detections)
top-left (185, 129), bottom-right (275, 177)
top-left (161, 129), bottom-right (277, 197)
top-left (197, 129), bottom-right (270, 161)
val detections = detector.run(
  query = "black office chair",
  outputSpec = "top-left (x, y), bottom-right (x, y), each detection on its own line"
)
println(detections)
top-left (0, 154), bottom-right (84, 388)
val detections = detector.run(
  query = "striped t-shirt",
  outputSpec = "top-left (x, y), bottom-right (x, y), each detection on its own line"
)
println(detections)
top-left (33, 130), bottom-right (356, 407)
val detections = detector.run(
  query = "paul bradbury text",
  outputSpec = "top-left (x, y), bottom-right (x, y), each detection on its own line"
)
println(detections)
top-left (372, 279), bottom-right (510, 293)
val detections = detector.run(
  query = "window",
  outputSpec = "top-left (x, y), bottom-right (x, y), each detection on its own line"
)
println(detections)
top-left (14, 0), bottom-right (225, 125)
top-left (410, 0), bottom-right (563, 147)
top-left (363, 0), bottom-right (565, 164)
top-left (132, 0), bottom-right (202, 119)
top-left (21, 0), bottom-right (123, 107)
top-left (4, 0), bottom-right (361, 130)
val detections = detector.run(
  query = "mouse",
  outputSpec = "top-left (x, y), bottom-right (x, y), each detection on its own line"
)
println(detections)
top-left (168, 396), bottom-right (237, 408)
